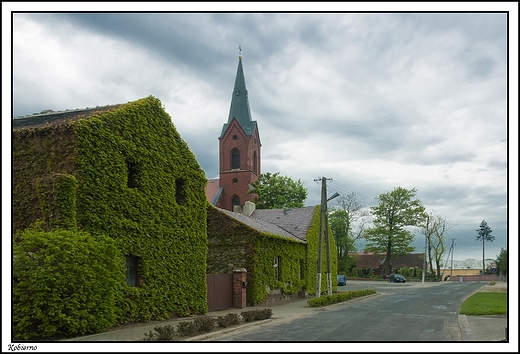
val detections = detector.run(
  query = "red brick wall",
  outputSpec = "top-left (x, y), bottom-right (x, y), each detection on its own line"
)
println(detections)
top-left (218, 119), bottom-right (260, 211)
top-left (232, 268), bottom-right (247, 309)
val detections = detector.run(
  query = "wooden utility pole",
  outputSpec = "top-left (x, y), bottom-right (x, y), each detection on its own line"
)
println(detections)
top-left (315, 177), bottom-right (326, 298)
top-left (314, 177), bottom-right (337, 298)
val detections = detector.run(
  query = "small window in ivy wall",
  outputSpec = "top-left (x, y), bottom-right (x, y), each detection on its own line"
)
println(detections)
top-left (274, 256), bottom-right (281, 281)
top-left (176, 179), bottom-right (185, 204)
top-left (127, 161), bottom-right (138, 188)
top-left (125, 256), bottom-right (140, 287)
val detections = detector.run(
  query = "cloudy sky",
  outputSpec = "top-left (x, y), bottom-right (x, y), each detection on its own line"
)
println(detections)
top-left (5, 4), bottom-right (517, 265)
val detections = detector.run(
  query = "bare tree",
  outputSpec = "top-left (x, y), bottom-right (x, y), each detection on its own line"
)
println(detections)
top-left (421, 212), bottom-right (453, 280)
top-left (330, 192), bottom-right (369, 271)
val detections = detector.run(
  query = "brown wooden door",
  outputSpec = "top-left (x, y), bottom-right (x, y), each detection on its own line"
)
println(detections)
top-left (206, 274), bottom-right (233, 311)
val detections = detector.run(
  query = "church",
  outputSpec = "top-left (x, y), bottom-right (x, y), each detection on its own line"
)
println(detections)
top-left (206, 50), bottom-right (261, 211)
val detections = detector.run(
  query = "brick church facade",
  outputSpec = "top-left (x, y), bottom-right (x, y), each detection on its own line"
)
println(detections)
top-left (206, 51), bottom-right (261, 211)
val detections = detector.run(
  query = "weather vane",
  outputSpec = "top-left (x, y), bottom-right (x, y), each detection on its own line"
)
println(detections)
top-left (238, 45), bottom-right (242, 59)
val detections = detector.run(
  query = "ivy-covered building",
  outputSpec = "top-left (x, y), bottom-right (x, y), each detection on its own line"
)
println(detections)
top-left (12, 96), bottom-right (209, 322)
top-left (207, 202), bottom-right (338, 305)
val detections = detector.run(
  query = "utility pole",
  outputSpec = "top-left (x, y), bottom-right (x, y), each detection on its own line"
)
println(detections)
top-left (450, 239), bottom-right (454, 278)
top-left (314, 177), bottom-right (338, 298)
top-left (314, 177), bottom-right (327, 298)
top-left (422, 216), bottom-right (429, 285)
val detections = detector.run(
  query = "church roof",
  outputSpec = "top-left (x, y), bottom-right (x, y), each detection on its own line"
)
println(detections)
top-left (219, 53), bottom-right (258, 138)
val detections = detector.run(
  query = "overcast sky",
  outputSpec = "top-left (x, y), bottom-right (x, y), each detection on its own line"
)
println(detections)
top-left (5, 5), bottom-right (517, 264)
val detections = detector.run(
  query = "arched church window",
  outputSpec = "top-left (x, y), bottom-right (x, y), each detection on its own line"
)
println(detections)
top-left (253, 151), bottom-right (258, 174)
top-left (232, 195), bottom-right (240, 207)
top-left (232, 149), bottom-right (240, 169)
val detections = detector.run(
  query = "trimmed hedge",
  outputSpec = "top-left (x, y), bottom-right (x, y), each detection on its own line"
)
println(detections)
top-left (13, 228), bottom-right (123, 340)
top-left (307, 289), bottom-right (377, 307)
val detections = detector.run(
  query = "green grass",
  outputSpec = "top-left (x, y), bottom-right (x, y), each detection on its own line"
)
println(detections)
top-left (459, 292), bottom-right (507, 315)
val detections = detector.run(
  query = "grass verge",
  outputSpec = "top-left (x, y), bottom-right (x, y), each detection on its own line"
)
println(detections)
top-left (459, 292), bottom-right (507, 315)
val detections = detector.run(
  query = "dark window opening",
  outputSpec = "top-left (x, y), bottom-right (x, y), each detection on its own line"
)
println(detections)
top-left (126, 256), bottom-right (139, 287)
top-left (232, 178), bottom-right (238, 185)
top-left (232, 195), bottom-right (240, 207)
top-left (231, 149), bottom-right (240, 169)
top-left (253, 151), bottom-right (258, 174)
top-left (176, 179), bottom-right (185, 204)
top-left (233, 135), bottom-right (238, 140)
top-left (127, 161), bottom-right (138, 188)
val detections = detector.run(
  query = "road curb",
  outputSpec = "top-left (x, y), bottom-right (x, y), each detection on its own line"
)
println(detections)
top-left (183, 318), bottom-right (274, 341)
top-left (458, 314), bottom-right (476, 341)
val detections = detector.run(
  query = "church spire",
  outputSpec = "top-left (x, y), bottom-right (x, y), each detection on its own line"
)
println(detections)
top-left (220, 47), bottom-right (256, 138)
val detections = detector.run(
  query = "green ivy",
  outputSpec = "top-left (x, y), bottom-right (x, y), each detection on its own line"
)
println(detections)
top-left (13, 228), bottom-right (122, 340)
top-left (12, 96), bottom-right (209, 328)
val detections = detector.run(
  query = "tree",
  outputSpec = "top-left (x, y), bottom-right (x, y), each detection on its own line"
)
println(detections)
top-left (247, 172), bottom-right (308, 209)
top-left (363, 187), bottom-right (427, 276)
top-left (421, 212), bottom-right (452, 280)
top-left (495, 248), bottom-right (507, 280)
top-left (329, 193), bottom-right (369, 272)
top-left (475, 220), bottom-right (494, 273)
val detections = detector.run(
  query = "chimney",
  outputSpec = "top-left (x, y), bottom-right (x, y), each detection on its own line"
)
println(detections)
top-left (233, 201), bottom-right (256, 216)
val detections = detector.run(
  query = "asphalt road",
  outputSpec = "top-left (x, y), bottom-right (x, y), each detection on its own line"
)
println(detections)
top-left (212, 281), bottom-right (484, 342)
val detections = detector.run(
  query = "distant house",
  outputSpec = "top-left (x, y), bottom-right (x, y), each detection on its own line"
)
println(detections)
top-left (207, 202), bottom-right (337, 305)
top-left (12, 96), bottom-right (209, 322)
top-left (355, 251), bottom-right (425, 276)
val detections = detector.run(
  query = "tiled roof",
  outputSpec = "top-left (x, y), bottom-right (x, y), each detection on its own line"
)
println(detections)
top-left (12, 104), bottom-right (124, 129)
top-left (217, 208), bottom-right (305, 243)
top-left (355, 253), bottom-right (385, 268)
top-left (250, 206), bottom-right (317, 242)
top-left (355, 252), bottom-right (425, 269)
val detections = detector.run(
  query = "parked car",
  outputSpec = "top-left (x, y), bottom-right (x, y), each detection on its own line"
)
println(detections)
top-left (388, 274), bottom-right (406, 283)
top-left (337, 274), bottom-right (347, 286)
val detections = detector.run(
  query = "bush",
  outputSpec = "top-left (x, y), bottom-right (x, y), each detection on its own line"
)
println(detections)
top-left (176, 321), bottom-right (199, 337)
top-left (217, 313), bottom-right (242, 328)
top-left (307, 289), bottom-right (376, 307)
top-left (194, 317), bottom-right (216, 333)
top-left (142, 325), bottom-right (176, 341)
top-left (240, 309), bottom-right (273, 322)
top-left (13, 228), bottom-right (123, 340)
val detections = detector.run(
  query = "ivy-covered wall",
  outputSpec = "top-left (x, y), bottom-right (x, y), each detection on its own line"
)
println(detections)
top-left (207, 205), bottom-right (338, 304)
top-left (12, 96), bottom-right (209, 323)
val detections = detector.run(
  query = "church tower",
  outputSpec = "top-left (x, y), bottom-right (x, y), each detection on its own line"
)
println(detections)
top-left (215, 49), bottom-right (261, 211)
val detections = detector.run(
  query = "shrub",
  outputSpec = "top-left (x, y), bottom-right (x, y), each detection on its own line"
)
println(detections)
top-left (307, 289), bottom-right (377, 307)
top-left (176, 321), bottom-right (199, 337)
top-left (142, 325), bottom-right (176, 341)
top-left (194, 317), bottom-right (216, 333)
top-left (240, 309), bottom-right (273, 322)
top-left (217, 313), bottom-right (242, 328)
top-left (13, 228), bottom-right (123, 340)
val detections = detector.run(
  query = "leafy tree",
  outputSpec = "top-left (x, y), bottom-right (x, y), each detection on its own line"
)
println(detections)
top-left (495, 248), bottom-right (507, 279)
top-left (247, 172), bottom-right (307, 209)
top-left (421, 212), bottom-right (452, 280)
top-left (476, 220), bottom-right (494, 273)
top-left (363, 187), bottom-right (427, 276)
